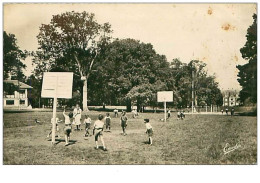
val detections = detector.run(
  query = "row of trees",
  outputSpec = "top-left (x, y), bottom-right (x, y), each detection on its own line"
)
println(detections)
top-left (4, 11), bottom-right (223, 111)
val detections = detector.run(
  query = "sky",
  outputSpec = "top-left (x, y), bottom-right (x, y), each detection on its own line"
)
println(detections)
top-left (3, 3), bottom-right (257, 90)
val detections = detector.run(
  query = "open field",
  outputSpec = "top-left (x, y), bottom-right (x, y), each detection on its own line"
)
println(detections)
top-left (3, 111), bottom-right (257, 165)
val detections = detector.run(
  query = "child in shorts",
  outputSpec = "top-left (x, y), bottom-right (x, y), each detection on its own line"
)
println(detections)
top-left (47, 117), bottom-right (61, 138)
top-left (144, 119), bottom-right (153, 145)
top-left (105, 113), bottom-right (111, 132)
top-left (93, 114), bottom-right (107, 151)
top-left (83, 115), bottom-right (92, 137)
top-left (167, 109), bottom-right (171, 119)
top-left (63, 109), bottom-right (74, 146)
top-left (177, 111), bottom-right (181, 120)
top-left (120, 111), bottom-right (128, 136)
top-left (180, 110), bottom-right (185, 119)
top-left (114, 108), bottom-right (119, 117)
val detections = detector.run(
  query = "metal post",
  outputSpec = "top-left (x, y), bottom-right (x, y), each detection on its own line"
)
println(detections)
top-left (51, 76), bottom-right (58, 145)
top-left (164, 101), bottom-right (167, 122)
top-left (192, 70), bottom-right (194, 114)
top-left (51, 97), bottom-right (57, 144)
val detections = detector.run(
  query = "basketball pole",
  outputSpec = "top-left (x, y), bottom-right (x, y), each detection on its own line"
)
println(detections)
top-left (164, 101), bottom-right (166, 122)
top-left (51, 77), bottom-right (58, 145)
top-left (51, 97), bottom-right (57, 144)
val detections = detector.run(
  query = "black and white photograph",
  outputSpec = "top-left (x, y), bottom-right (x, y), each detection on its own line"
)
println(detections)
top-left (2, 2), bottom-right (257, 166)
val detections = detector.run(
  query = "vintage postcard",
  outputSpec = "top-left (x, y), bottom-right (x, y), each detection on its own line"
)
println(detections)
top-left (2, 3), bottom-right (257, 165)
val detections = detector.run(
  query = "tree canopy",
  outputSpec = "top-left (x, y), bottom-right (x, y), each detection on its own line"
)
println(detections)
top-left (87, 38), bottom-right (170, 111)
top-left (237, 13), bottom-right (257, 104)
top-left (33, 11), bottom-right (112, 110)
top-left (87, 38), bottom-right (223, 111)
top-left (3, 31), bottom-right (27, 81)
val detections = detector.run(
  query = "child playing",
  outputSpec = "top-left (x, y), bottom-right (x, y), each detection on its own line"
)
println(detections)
top-left (47, 117), bottom-right (61, 138)
top-left (167, 109), bottom-right (171, 119)
top-left (83, 115), bottom-right (92, 137)
top-left (105, 113), bottom-right (111, 132)
top-left (114, 108), bottom-right (119, 117)
top-left (120, 111), bottom-right (128, 136)
top-left (63, 109), bottom-right (74, 146)
top-left (180, 110), bottom-right (185, 120)
top-left (177, 111), bottom-right (181, 120)
top-left (144, 119), bottom-right (153, 145)
top-left (93, 114), bottom-right (107, 151)
top-left (225, 108), bottom-right (229, 115)
top-left (231, 108), bottom-right (235, 116)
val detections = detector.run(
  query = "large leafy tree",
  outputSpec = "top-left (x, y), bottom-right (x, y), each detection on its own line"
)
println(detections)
top-left (33, 11), bottom-right (112, 110)
top-left (170, 59), bottom-right (222, 108)
top-left (237, 13), bottom-right (257, 104)
top-left (3, 31), bottom-right (27, 81)
top-left (88, 38), bottom-right (170, 111)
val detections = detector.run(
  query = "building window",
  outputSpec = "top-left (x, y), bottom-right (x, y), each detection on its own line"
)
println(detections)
top-left (6, 100), bottom-right (14, 105)
top-left (19, 90), bottom-right (26, 98)
top-left (6, 95), bottom-right (15, 98)
top-left (20, 100), bottom-right (25, 105)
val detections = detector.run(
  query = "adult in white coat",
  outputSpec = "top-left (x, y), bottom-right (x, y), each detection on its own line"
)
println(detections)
top-left (73, 104), bottom-right (82, 131)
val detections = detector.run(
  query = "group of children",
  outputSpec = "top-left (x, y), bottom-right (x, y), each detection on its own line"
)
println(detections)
top-left (221, 108), bottom-right (235, 116)
top-left (48, 106), bottom-right (153, 149)
top-left (177, 110), bottom-right (185, 120)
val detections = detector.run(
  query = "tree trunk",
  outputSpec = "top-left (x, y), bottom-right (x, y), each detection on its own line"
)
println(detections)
top-left (82, 79), bottom-right (89, 111)
top-left (126, 99), bottom-right (131, 112)
top-left (137, 99), bottom-right (141, 112)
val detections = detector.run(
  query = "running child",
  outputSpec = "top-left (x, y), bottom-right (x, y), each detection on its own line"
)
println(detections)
top-left (120, 111), bottom-right (128, 136)
top-left (63, 108), bottom-right (74, 146)
top-left (167, 109), bottom-right (171, 119)
top-left (105, 113), bottom-right (111, 132)
top-left (177, 111), bottom-right (181, 120)
top-left (93, 114), bottom-right (107, 151)
top-left (83, 115), bottom-right (92, 137)
top-left (47, 117), bottom-right (61, 138)
top-left (180, 110), bottom-right (185, 120)
top-left (144, 119), bottom-right (153, 145)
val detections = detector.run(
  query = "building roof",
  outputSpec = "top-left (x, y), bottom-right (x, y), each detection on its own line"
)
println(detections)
top-left (4, 80), bottom-right (33, 89)
top-left (222, 89), bottom-right (239, 95)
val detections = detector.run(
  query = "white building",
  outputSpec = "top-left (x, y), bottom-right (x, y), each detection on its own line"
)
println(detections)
top-left (3, 80), bottom-right (33, 108)
top-left (222, 90), bottom-right (240, 107)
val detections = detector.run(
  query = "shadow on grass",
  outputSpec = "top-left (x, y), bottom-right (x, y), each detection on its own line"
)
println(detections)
top-left (47, 139), bottom-right (77, 146)
top-left (94, 146), bottom-right (108, 151)
top-left (237, 111), bottom-right (257, 116)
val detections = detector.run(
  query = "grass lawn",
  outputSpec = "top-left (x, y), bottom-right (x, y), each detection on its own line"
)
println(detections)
top-left (3, 111), bottom-right (257, 165)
